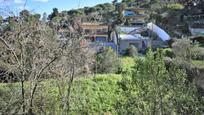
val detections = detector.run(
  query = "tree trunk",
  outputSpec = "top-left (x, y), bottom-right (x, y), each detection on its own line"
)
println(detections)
top-left (21, 80), bottom-right (25, 113)
top-left (65, 63), bottom-right (75, 114)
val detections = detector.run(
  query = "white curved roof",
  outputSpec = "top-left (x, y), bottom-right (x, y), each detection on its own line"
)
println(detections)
top-left (147, 22), bottom-right (171, 41)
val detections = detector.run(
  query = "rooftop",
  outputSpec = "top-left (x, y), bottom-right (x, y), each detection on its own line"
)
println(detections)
top-left (117, 26), bottom-right (144, 34)
top-left (80, 22), bottom-right (109, 29)
top-left (119, 34), bottom-right (147, 41)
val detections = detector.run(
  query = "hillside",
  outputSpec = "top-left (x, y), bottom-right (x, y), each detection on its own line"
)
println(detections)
top-left (1, 0), bottom-right (204, 114)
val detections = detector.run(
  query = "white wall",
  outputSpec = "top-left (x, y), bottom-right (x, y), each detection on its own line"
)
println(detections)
top-left (119, 40), bottom-right (142, 52)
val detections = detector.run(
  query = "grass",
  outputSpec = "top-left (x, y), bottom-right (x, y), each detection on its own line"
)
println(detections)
top-left (0, 56), bottom-right (136, 114)
top-left (192, 60), bottom-right (204, 69)
top-left (0, 74), bottom-right (122, 114)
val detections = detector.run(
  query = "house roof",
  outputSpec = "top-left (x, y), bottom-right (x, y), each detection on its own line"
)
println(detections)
top-left (80, 22), bottom-right (108, 29)
top-left (118, 26), bottom-right (143, 33)
top-left (147, 22), bottom-right (171, 41)
top-left (119, 34), bottom-right (146, 41)
top-left (81, 22), bottom-right (107, 26)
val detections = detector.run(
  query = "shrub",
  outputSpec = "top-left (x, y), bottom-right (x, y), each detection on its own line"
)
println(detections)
top-left (126, 45), bottom-right (138, 57)
top-left (116, 49), bottom-right (204, 114)
top-left (163, 48), bottom-right (175, 58)
top-left (120, 57), bottom-right (135, 71)
top-left (0, 74), bottom-right (122, 114)
top-left (192, 47), bottom-right (204, 60)
top-left (172, 38), bottom-right (192, 61)
top-left (95, 48), bottom-right (121, 74)
top-left (167, 3), bottom-right (184, 10)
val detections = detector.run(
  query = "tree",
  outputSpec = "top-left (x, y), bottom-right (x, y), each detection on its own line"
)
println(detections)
top-left (116, 49), bottom-right (204, 114)
top-left (95, 48), bottom-right (121, 74)
top-left (112, 0), bottom-right (118, 5)
top-left (20, 10), bottom-right (30, 21)
top-left (0, 10), bottom-right (61, 114)
top-left (48, 8), bottom-right (59, 20)
top-left (42, 12), bottom-right (47, 22)
top-left (33, 13), bottom-right (41, 20)
top-left (172, 38), bottom-right (193, 68)
top-left (0, 16), bottom-right (3, 24)
top-left (116, 3), bottom-right (125, 24)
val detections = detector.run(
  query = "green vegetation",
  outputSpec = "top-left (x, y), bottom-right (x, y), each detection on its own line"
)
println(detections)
top-left (117, 50), bottom-right (204, 114)
top-left (0, 74), bottom-right (122, 114)
top-left (1, 0), bottom-right (204, 114)
top-left (1, 49), bottom-right (204, 114)
top-left (167, 3), bottom-right (184, 10)
top-left (126, 45), bottom-right (138, 57)
top-left (192, 60), bottom-right (204, 69)
top-left (120, 56), bottom-right (135, 72)
top-left (95, 48), bottom-right (121, 74)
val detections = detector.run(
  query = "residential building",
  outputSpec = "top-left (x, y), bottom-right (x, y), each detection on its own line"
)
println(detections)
top-left (116, 26), bottom-right (151, 54)
top-left (119, 34), bottom-right (150, 54)
top-left (116, 22), bottom-right (171, 54)
top-left (80, 22), bottom-right (118, 52)
top-left (186, 14), bottom-right (204, 36)
top-left (80, 22), bottom-right (109, 42)
top-left (123, 7), bottom-right (147, 26)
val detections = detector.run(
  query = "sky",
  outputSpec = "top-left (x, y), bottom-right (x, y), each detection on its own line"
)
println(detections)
top-left (0, 0), bottom-right (114, 15)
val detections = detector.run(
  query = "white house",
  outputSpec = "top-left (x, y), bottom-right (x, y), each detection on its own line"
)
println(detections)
top-left (119, 34), bottom-right (150, 54)
top-left (189, 23), bottom-right (204, 36)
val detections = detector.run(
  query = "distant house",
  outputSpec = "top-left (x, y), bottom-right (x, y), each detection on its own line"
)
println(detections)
top-left (80, 22), bottom-right (109, 42)
top-left (189, 23), bottom-right (204, 36)
top-left (186, 14), bottom-right (204, 36)
top-left (80, 22), bottom-right (118, 52)
top-left (116, 26), bottom-right (151, 54)
top-left (119, 34), bottom-right (150, 54)
top-left (123, 7), bottom-right (147, 26)
top-left (116, 22), bottom-right (171, 54)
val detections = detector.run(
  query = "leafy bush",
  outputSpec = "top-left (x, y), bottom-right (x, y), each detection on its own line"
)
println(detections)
top-left (192, 60), bottom-right (204, 69)
top-left (0, 74), bottom-right (122, 114)
top-left (95, 48), bottom-right (121, 74)
top-left (167, 3), bottom-right (184, 10)
top-left (126, 45), bottom-right (138, 57)
top-left (120, 57), bottom-right (135, 73)
top-left (192, 47), bottom-right (204, 60)
top-left (162, 48), bottom-right (175, 58)
top-left (69, 74), bottom-right (121, 114)
top-left (172, 39), bottom-right (192, 60)
top-left (116, 49), bottom-right (204, 114)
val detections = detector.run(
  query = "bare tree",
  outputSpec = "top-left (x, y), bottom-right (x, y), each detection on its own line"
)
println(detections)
top-left (0, 2), bottom-right (95, 114)
top-left (50, 18), bottom-right (94, 114)
top-left (0, 11), bottom-right (61, 114)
